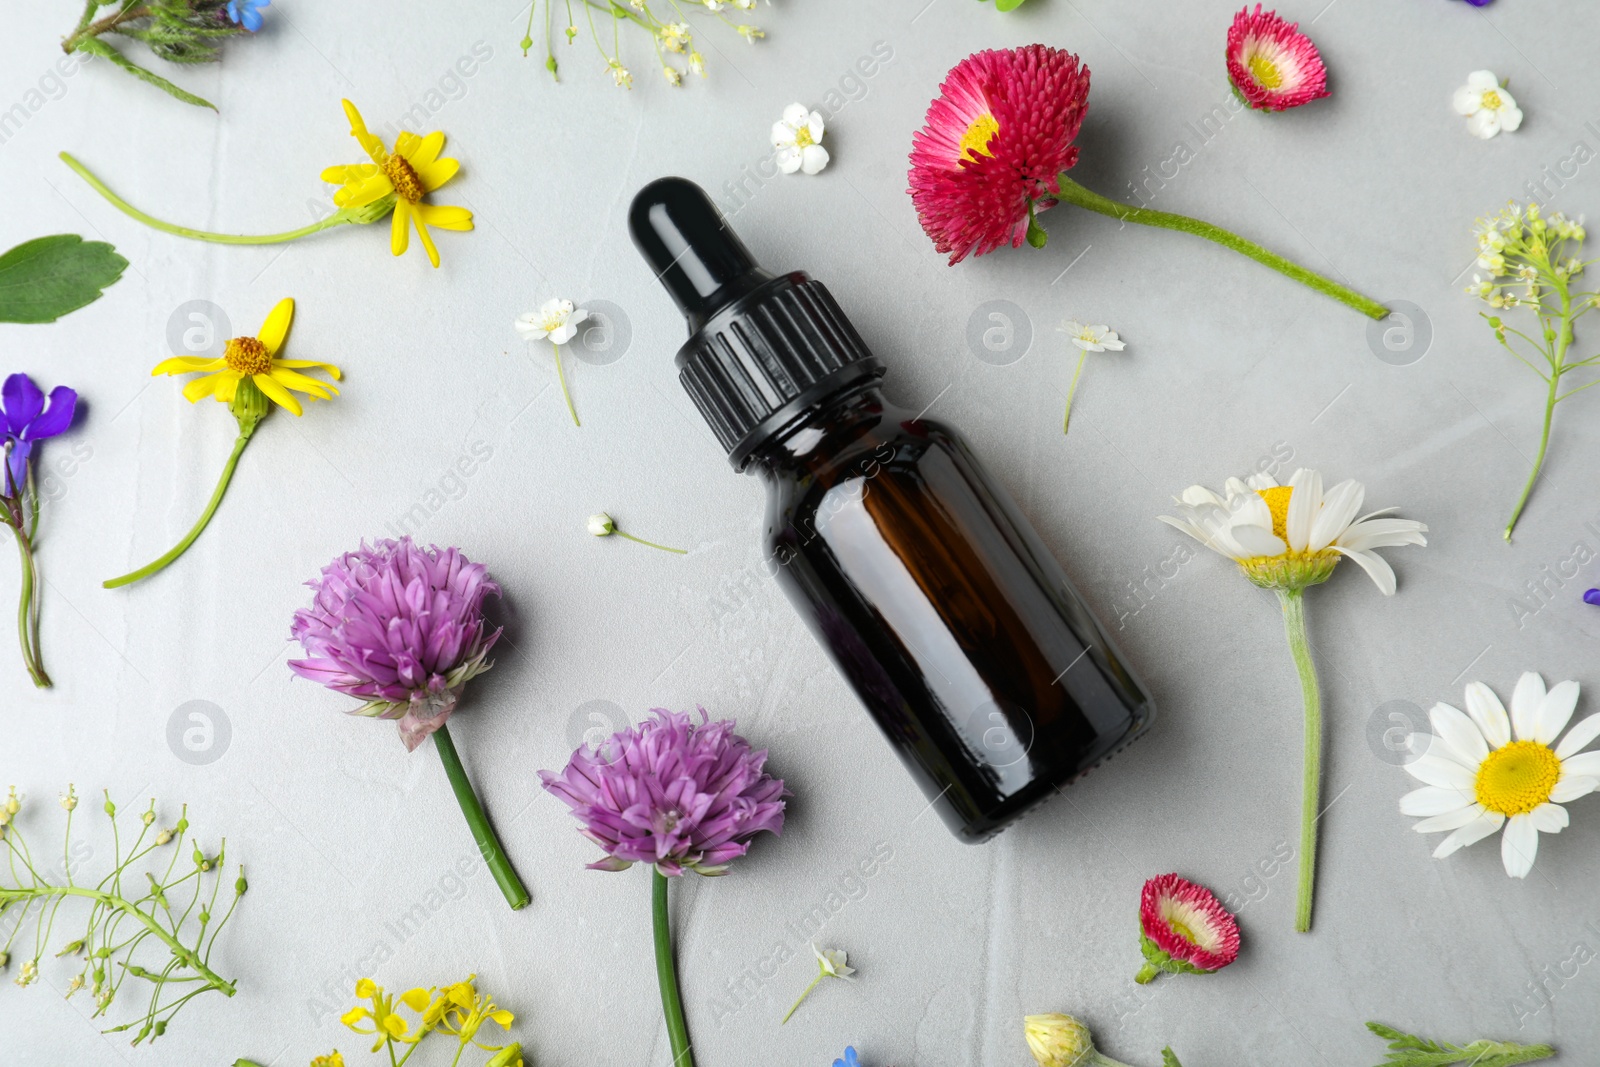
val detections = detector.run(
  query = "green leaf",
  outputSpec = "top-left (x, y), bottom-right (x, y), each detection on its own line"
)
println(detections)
top-left (1162, 1047), bottom-right (1184, 1067)
top-left (70, 37), bottom-right (217, 110)
top-left (0, 235), bottom-right (128, 324)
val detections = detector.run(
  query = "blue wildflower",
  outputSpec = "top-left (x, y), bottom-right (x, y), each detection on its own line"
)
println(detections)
top-left (225, 0), bottom-right (271, 32)
top-left (833, 1049), bottom-right (862, 1067)
top-left (1, 374), bottom-right (77, 495)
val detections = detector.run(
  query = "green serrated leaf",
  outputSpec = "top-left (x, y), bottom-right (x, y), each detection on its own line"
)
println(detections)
top-left (0, 235), bottom-right (127, 325)
top-left (1161, 1047), bottom-right (1184, 1067)
top-left (70, 37), bottom-right (216, 110)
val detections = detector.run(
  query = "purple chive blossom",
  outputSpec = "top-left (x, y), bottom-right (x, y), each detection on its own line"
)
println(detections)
top-left (1, 374), bottom-right (77, 496)
top-left (288, 537), bottom-right (501, 751)
top-left (540, 709), bottom-right (788, 876)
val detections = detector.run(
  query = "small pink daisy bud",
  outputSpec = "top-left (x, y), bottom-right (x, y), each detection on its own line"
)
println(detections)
top-left (1135, 873), bottom-right (1241, 984)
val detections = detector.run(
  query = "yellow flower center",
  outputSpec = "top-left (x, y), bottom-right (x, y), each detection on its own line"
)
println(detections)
top-left (1257, 486), bottom-right (1293, 541)
top-left (1475, 740), bottom-right (1560, 817)
top-left (793, 125), bottom-right (815, 149)
top-left (383, 154), bottom-right (425, 203)
top-left (1481, 89), bottom-right (1504, 111)
top-left (1168, 918), bottom-right (1198, 945)
top-left (223, 336), bottom-right (271, 376)
top-left (1247, 52), bottom-right (1283, 89)
top-left (959, 112), bottom-right (999, 160)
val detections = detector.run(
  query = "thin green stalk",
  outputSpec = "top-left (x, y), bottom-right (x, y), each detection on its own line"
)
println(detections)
top-left (616, 531), bottom-right (686, 554)
top-left (1278, 588), bottom-right (1321, 933)
top-left (62, 4), bottom-right (150, 52)
top-left (653, 870), bottom-right (695, 1067)
top-left (9, 524), bottom-right (48, 688)
top-left (780, 972), bottom-right (822, 1024)
top-left (1062, 348), bottom-right (1088, 435)
top-left (1054, 175), bottom-right (1389, 321)
top-left (552, 343), bottom-right (580, 426)
top-left (1505, 368), bottom-right (1561, 543)
top-left (59, 153), bottom-right (357, 245)
top-left (104, 432), bottom-right (251, 589)
top-left (432, 724), bottom-right (530, 911)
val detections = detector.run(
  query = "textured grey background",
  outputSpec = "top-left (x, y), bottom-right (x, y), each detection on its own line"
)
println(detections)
top-left (2, 0), bottom-right (1599, 1064)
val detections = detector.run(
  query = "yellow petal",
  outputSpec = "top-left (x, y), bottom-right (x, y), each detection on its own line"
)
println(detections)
top-left (413, 214), bottom-right (440, 269)
top-left (489, 1009), bottom-right (513, 1028)
top-left (405, 131), bottom-right (445, 168)
top-left (152, 356), bottom-right (226, 376)
top-left (181, 373), bottom-right (227, 403)
top-left (336, 173), bottom-right (395, 209)
top-left (391, 200), bottom-right (411, 258)
top-left (322, 163), bottom-right (378, 184)
top-left (340, 1006), bottom-right (369, 1027)
top-left (269, 367), bottom-right (340, 398)
top-left (381, 1015), bottom-right (409, 1038)
top-left (257, 298), bottom-right (294, 356)
top-left (401, 988), bottom-right (430, 1012)
top-left (394, 131), bottom-right (421, 159)
top-left (415, 158), bottom-right (459, 192)
top-left (215, 374), bottom-right (239, 403)
top-left (414, 203), bottom-right (473, 232)
top-left (276, 359), bottom-right (343, 380)
top-left (253, 372), bottom-right (303, 416)
top-left (342, 99), bottom-right (388, 166)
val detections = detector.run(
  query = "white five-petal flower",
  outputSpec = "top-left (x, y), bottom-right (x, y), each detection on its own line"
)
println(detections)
top-left (1059, 320), bottom-right (1125, 353)
top-left (1453, 70), bottom-right (1523, 140)
top-left (515, 299), bottom-right (589, 346)
top-left (772, 104), bottom-right (830, 175)
top-left (1401, 673), bottom-right (1599, 878)
top-left (813, 943), bottom-right (855, 980)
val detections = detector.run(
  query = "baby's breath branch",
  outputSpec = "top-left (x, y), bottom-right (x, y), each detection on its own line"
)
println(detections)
top-left (1053, 175), bottom-right (1389, 321)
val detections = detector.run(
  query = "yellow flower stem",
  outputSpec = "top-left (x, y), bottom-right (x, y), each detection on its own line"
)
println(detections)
top-left (1054, 175), bottom-right (1389, 321)
top-left (552, 343), bottom-right (580, 426)
top-left (103, 432), bottom-right (252, 589)
top-left (1278, 588), bottom-right (1322, 934)
top-left (653, 870), bottom-right (696, 1067)
top-left (1063, 348), bottom-right (1088, 435)
top-left (433, 724), bottom-right (530, 911)
top-left (59, 152), bottom-right (361, 245)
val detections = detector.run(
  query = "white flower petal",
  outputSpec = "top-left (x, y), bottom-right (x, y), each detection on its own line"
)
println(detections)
top-left (547, 323), bottom-right (578, 344)
top-left (1555, 712), bottom-right (1600, 759)
top-left (775, 146), bottom-right (803, 174)
top-left (1494, 85), bottom-right (1518, 110)
top-left (1467, 70), bottom-right (1500, 91)
top-left (1307, 479), bottom-right (1363, 552)
top-left (1499, 106), bottom-right (1524, 133)
top-left (1529, 802), bottom-right (1568, 834)
top-left (1332, 546), bottom-right (1397, 595)
top-left (1432, 809), bottom-right (1503, 858)
top-left (1429, 702), bottom-right (1490, 765)
top-left (514, 314), bottom-right (549, 341)
top-left (1179, 486), bottom-right (1226, 508)
top-left (1452, 86), bottom-right (1484, 116)
top-left (1558, 751), bottom-right (1600, 779)
top-left (805, 112), bottom-right (826, 140)
top-left (1285, 468), bottom-right (1320, 553)
top-left (1403, 754), bottom-right (1477, 791)
top-left (1511, 672), bottom-right (1547, 742)
top-left (1500, 813), bottom-right (1539, 878)
top-left (1412, 804), bottom-right (1486, 834)
top-left (1400, 785), bottom-right (1476, 818)
top-left (1467, 109), bottom-right (1502, 139)
top-left (1242, 473), bottom-right (1276, 492)
top-left (540, 298), bottom-right (572, 317)
top-left (771, 122), bottom-right (798, 149)
top-left (1231, 524), bottom-right (1287, 558)
top-left (1463, 682), bottom-right (1512, 750)
top-left (1550, 775), bottom-right (1598, 803)
top-left (800, 144), bottom-right (830, 175)
top-left (1534, 680), bottom-right (1580, 744)
top-left (1336, 517), bottom-right (1427, 552)
top-left (782, 102), bottom-right (810, 128)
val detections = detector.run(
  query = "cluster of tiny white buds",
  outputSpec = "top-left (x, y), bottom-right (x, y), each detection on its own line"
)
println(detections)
top-left (609, 61), bottom-right (632, 89)
top-left (663, 67), bottom-right (682, 86)
top-left (15, 960), bottom-right (38, 988)
top-left (737, 24), bottom-right (764, 41)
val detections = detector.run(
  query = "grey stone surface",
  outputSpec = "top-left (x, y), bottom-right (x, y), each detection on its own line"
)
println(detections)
top-left (2, 0), bottom-right (1598, 1064)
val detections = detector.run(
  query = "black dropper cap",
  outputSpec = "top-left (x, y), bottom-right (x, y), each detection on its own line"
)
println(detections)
top-left (629, 177), bottom-right (883, 470)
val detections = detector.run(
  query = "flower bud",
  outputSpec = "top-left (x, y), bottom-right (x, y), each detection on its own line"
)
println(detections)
top-left (587, 512), bottom-right (616, 537)
top-left (1024, 1014), bottom-right (1096, 1067)
top-left (142, 808), bottom-right (155, 827)
top-left (61, 785), bottom-right (78, 811)
top-left (5, 787), bottom-right (19, 815)
top-left (0, 951), bottom-right (9, 968)
top-left (485, 1044), bottom-right (525, 1067)
top-left (235, 867), bottom-right (248, 896)
top-left (155, 828), bottom-right (174, 846)
top-left (102, 793), bottom-right (116, 817)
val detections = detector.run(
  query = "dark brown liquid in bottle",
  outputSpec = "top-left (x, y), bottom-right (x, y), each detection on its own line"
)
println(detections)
top-left (754, 385), bottom-right (1153, 840)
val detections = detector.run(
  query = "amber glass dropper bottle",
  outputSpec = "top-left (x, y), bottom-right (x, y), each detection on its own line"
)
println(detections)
top-left (628, 176), bottom-right (1154, 842)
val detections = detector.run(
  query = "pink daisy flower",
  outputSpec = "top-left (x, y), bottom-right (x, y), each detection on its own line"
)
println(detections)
top-left (907, 45), bottom-right (1090, 264)
top-left (1226, 5), bottom-right (1330, 112)
top-left (1135, 873), bottom-right (1241, 983)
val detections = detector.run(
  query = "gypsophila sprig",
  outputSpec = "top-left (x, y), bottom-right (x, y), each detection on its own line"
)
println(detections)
top-left (0, 787), bottom-right (242, 1044)
top-left (60, 0), bottom-right (266, 110)
top-left (518, 0), bottom-right (763, 88)
top-left (1365, 1022), bottom-right (1553, 1067)
top-left (1466, 200), bottom-right (1597, 541)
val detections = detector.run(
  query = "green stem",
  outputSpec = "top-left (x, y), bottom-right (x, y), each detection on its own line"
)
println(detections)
top-left (1053, 176), bottom-right (1389, 321)
top-left (62, 4), bottom-right (150, 52)
top-left (552, 343), bottom-right (580, 426)
top-left (1278, 588), bottom-right (1321, 933)
top-left (1063, 348), bottom-right (1088, 435)
top-left (104, 432), bottom-right (251, 589)
top-left (432, 724), bottom-right (529, 911)
top-left (616, 531), bottom-right (687, 555)
top-left (780, 972), bottom-right (822, 1024)
top-left (9, 524), bottom-right (49, 688)
top-left (59, 153), bottom-right (357, 245)
top-left (1134, 962), bottom-right (1160, 985)
top-left (1505, 369), bottom-right (1560, 543)
top-left (653, 870), bottom-right (695, 1067)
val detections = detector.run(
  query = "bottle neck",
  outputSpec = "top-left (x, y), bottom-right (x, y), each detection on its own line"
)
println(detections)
top-left (746, 382), bottom-right (888, 478)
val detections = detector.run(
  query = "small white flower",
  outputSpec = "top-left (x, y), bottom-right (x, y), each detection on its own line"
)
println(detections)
top-left (1058, 320), bottom-right (1125, 353)
top-left (771, 103), bottom-right (829, 175)
top-left (732, 0), bottom-right (756, 9)
top-left (812, 943), bottom-right (855, 979)
top-left (515, 299), bottom-right (589, 346)
top-left (609, 61), bottom-right (633, 90)
top-left (1401, 673), bottom-right (1600, 879)
top-left (660, 22), bottom-right (690, 53)
top-left (737, 23), bottom-right (764, 42)
top-left (663, 66), bottom-right (682, 87)
top-left (1453, 70), bottom-right (1522, 139)
top-left (702, 0), bottom-right (724, 8)
top-left (587, 512), bottom-right (616, 537)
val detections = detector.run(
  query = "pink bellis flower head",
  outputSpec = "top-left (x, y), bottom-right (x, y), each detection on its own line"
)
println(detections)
top-left (1134, 873), bottom-right (1241, 984)
top-left (288, 536), bottom-right (528, 910)
top-left (540, 708), bottom-right (788, 876)
top-left (1225, 5), bottom-right (1331, 113)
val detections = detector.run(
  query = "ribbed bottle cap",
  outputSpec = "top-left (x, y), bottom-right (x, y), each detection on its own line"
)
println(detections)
top-left (629, 177), bottom-right (884, 469)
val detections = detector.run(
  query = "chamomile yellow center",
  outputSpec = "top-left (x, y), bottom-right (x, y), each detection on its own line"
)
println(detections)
top-left (1247, 52), bottom-right (1283, 90)
top-left (1257, 486), bottom-right (1293, 541)
top-left (960, 113), bottom-right (1000, 161)
top-left (793, 125), bottom-right (815, 149)
top-left (223, 336), bottom-right (271, 376)
top-left (383, 154), bottom-right (425, 203)
top-left (1475, 740), bottom-right (1560, 817)
top-left (1481, 89), bottom-right (1504, 111)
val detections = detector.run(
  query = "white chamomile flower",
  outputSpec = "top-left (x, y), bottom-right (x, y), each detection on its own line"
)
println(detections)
top-left (1059, 320), bottom-right (1124, 353)
top-left (514, 299), bottom-right (589, 426)
top-left (772, 104), bottom-right (829, 175)
top-left (1453, 70), bottom-right (1523, 140)
top-left (782, 943), bottom-right (855, 1024)
top-left (1157, 468), bottom-right (1428, 594)
top-left (1401, 673), bottom-right (1600, 878)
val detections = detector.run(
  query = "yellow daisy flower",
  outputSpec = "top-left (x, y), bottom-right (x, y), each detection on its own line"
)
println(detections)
top-left (150, 298), bottom-right (341, 418)
top-left (322, 99), bottom-right (473, 268)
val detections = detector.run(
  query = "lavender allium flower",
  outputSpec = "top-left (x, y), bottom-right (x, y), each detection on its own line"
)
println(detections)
top-left (540, 709), bottom-right (788, 876)
top-left (289, 537), bottom-right (501, 751)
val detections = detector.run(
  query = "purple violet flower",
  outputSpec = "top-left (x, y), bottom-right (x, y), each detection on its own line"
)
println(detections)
top-left (1586, 588), bottom-right (1599, 606)
top-left (1, 374), bottom-right (77, 496)
top-left (288, 537), bottom-right (501, 751)
top-left (540, 708), bottom-right (788, 876)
